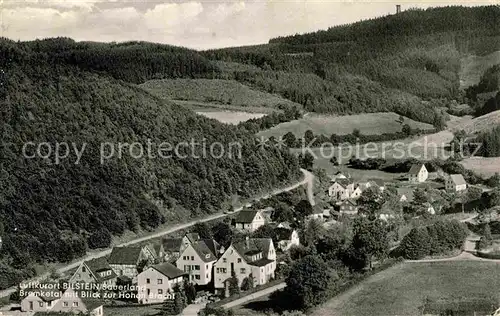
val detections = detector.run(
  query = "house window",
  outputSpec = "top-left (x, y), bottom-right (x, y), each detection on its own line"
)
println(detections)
top-left (29, 302), bottom-right (33, 310)
top-left (82, 266), bottom-right (86, 272)
top-left (64, 302), bottom-right (69, 307)
top-left (237, 258), bottom-right (242, 263)
top-left (240, 268), bottom-right (246, 274)
top-left (47, 301), bottom-right (52, 307)
top-left (158, 289), bottom-right (163, 295)
top-left (39, 302), bottom-right (44, 308)
top-left (195, 275), bottom-right (200, 280)
top-left (158, 279), bottom-right (163, 285)
top-left (223, 258), bottom-right (227, 263)
top-left (73, 302), bottom-right (78, 307)
top-left (194, 265), bottom-right (200, 270)
top-left (146, 278), bottom-right (150, 284)
top-left (191, 256), bottom-right (194, 260)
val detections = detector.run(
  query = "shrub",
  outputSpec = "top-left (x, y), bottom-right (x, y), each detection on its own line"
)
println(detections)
top-left (400, 227), bottom-right (431, 259)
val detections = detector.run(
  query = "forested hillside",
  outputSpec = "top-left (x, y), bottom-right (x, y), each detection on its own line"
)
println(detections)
top-left (0, 38), bottom-right (301, 288)
top-left (203, 6), bottom-right (500, 126)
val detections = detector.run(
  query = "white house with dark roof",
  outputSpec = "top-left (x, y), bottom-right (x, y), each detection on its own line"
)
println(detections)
top-left (69, 257), bottom-right (117, 286)
top-left (234, 209), bottom-right (266, 232)
top-left (175, 239), bottom-right (220, 285)
top-left (446, 174), bottom-right (467, 192)
top-left (328, 179), bottom-right (355, 201)
top-left (162, 232), bottom-right (200, 263)
top-left (108, 245), bottom-right (156, 282)
top-left (213, 237), bottom-right (276, 294)
top-left (137, 262), bottom-right (187, 304)
top-left (397, 188), bottom-right (415, 203)
top-left (408, 163), bottom-right (428, 183)
top-left (274, 227), bottom-right (299, 252)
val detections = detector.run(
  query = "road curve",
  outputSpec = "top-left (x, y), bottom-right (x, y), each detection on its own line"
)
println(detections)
top-left (0, 169), bottom-right (314, 299)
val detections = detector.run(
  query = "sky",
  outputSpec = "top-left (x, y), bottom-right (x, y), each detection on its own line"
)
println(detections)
top-left (0, 0), bottom-right (496, 50)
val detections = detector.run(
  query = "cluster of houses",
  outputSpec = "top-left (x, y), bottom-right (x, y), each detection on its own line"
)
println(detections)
top-left (18, 209), bottom-right (300, 315)
top-left (326, 163), bottom-right (468, 217)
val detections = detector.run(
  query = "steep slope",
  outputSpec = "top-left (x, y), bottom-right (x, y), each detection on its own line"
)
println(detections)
top-left (203, 6), bottom-right (500, 125)
top-left (0, 40), bottom-right (301, 288)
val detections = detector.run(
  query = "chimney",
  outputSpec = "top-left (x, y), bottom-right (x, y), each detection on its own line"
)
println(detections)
top-left (396, 5), bottom-right (401, 14)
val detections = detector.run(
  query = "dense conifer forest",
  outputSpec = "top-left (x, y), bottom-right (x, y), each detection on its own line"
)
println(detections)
top-left (0, 38), bottom-right (300, 288)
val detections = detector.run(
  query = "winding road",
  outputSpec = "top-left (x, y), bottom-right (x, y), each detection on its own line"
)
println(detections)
top-left (0, 169), bottom-right (315, 299)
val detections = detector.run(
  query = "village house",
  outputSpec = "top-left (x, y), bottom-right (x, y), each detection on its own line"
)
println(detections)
top-left (69, 257), bottom-right (117, 286)
top-left (234, 209), bottom-right (266, 232)
top-left (408, 163), bottom-right (428, 183)
top-left (397, 188), bottom-right (415, 203)
top-left (108, 245), bottom-right (156, 282)
top-left (306, 206), bottom-right (325, 221)
top-left (328, 179), bottom-right (355, 201)
top-left (213, 237), bottom-right (276, 295)
top-left (446, 174), bottom-right (467, 192)
top-left (423, 202), bottom-right (436, 215)
top-left (21, 285), bottom-right (103, 316)
top-left (274, 227), bottom-right (300, 252)
top-left (331, 171), bottom-right (349, 182)
top-left (338, 199), bottom-right (358, 215)
top-left (175, 239), bottom-right (220, 286)
top-left (137, 262), bottom-right (186, 304)
top-left (350, 185), bottom-right (363, 199)
top-left (162, 232), bottom-right (200, 263)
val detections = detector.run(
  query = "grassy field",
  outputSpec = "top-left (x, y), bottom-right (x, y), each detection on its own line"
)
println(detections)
top-left (460, 51), bottom-right (500, 89)
top-left (460, 157), bottom-right (500, 178)
top-left (140, 79), bottom-right (300, 109)
top-left (257, 112), bottom-right (434, 138)
top-left (311, 261), bottom-right (500, 316)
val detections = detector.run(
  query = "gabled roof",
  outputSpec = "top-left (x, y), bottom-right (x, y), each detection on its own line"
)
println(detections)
top-left (397, 188), bottom-right (414, 202)
top-left (185, 233), bottom-right (200, 244)
top-left (232, 238), bottom-right (272, 263)
top-left (191, 239), bottom-right (220, 262)
top-left (235, 210), bottom-right (260, 223)
top-left (449, 174), bottom-right (467, 186)
top-left (81, 298), bottom-right (104, 311)
top-left (108, 246), bottom-right (143, 265)
top-left (162, 238), bottom-right (183, 252)
top-left (151, 262), bottom-right (186, 279)
top-left (84, 257), bottom-right (117, 282)
top-left (337, 179), bottom-right (353, 187)
top-left (408, 163), bottom-right (426, 175)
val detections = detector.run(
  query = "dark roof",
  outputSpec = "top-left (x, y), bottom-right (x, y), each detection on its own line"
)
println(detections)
top-left (108, 246), bottom-right (143, 265)
top-left (397, 188), bottom-right (414, 202)
top-left (235, 210), bottom-right (260, 223)
top-left (450, 174), bottom-right (467, 186)
top-left (162, 238), bottom-right (183, 252)
top-left (371, 179), bottom-right (385, 186)
top-left (408, 163), bottom-right (425, 175)
top-left (248, 258), bottom-right (274, 267)
top-left (192, 239), bottom-right (220, 262)
top-left (233, 238), bottom-right (272, 262)
top-left (185, 233), bottom-right (200, 244)
top-left (152, 262), bottom-right (187, 279)
top-left (81, 299), bottom-right (104, 311)
top-left (341, 200), bottom-right (357, 207)
top-left (84, 257), bottom-right (117, 282)
top-left (335, 179), bottom-right (353, 188)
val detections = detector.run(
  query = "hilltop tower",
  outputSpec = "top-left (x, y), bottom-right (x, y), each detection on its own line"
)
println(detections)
top-left (396, 5), bottom-right (401, 14)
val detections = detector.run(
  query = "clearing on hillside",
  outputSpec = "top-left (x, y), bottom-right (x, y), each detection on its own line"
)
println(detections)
top-left (311, 261), bottom-right (500, 316)
top-left (449, 109), bottom-right (500, 134)
top-left (140, 78), bottom-right (300, 109)
top-left (460, 51), bottom-right (500, 89)
top-left (257, 112), bottom-right (434, 138)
